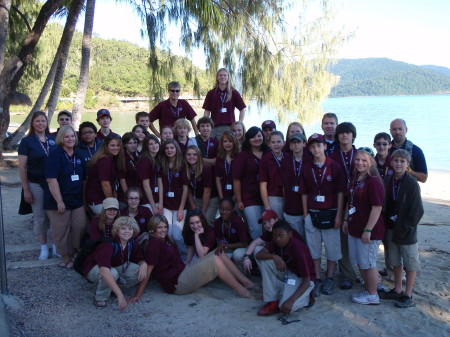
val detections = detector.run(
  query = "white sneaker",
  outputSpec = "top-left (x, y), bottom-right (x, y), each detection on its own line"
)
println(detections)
top-left (39, 246), bottom-right (49, 260)
top-left (52, 244), bottom-right (62, 258)
top-left (352, 292), bottom-right (380, 305)
top-left (351, 290), bottom-right (368, 301)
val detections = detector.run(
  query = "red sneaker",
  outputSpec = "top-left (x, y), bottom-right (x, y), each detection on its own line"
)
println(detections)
top-left (257, 300), bottom-right (280, 316)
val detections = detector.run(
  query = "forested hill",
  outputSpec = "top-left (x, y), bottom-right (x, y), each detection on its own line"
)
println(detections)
top-left (328, 58), bottom-right (450, 97)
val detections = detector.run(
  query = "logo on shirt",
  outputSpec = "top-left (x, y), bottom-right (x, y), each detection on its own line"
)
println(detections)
top-left (49, 140), bottom-right (55, 145)
top-left (209, 143), bottom-right (214, 147)
top-left (387, 169), bottom-right (393, 176)
top-left (76, 159), bottom-right (81, 164)
top-left (231, 228), bottom-right (237, 234)
top-left (327, 175), bottom-right (332, 181)
top-left (140, 218), bottom-right (145, 223)
top-left (174, 172), bottom-right (180, 178)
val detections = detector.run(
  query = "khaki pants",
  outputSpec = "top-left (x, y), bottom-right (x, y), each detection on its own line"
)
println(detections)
top-left (87, 263), bottom-right (140, 301)
top-left (47, 206), bottom-right (86, 255)
top-left (211, 125), bottom-right (231, 139)
top-left (174, 252), bottom-right (218, 294)
top-left (259, 256), bottom-right (314, 311)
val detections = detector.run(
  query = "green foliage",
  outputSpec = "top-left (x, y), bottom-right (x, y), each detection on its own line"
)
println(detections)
top-left (329, 58), bottom-right (450, 97)
top-left (133, 0), bottom-right (347, 120)
top-left (17, 23), bottom-right (211, 104)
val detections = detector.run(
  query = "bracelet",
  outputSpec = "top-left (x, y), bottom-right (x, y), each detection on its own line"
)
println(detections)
top-left (363, 228), bottom-right (372, 232)
top-left (243, 253), bottom-right (251, 259)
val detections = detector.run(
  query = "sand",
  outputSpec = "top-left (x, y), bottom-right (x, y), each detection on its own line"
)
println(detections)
top-left (0, 152), bottom-right (449, 337)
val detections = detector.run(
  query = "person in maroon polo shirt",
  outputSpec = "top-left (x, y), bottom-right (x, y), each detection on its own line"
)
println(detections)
top-left (282, 122), bottom-right (306, 155)
top-left (137, 134), bottom-right (161, 214)
top-left (96, 109), bottom-right (120, 140)
top-left (215, 131), bottom-right (241, 200)
top-left (230, 121), bottom-right (246, 148)
top-left (89, 197), bottom-right (120, 240)
top-left (233, 126), bottom-right (269, 239)
top-left (343, 149), bottom-right (385, 305)
top-left (85, 134), bottom-right (125, 214)
top-left (83, 217), bottom-right (148, 310)
top-left (261, 120), bottom-right (276, 146)
top-left (130, 214), bottom-right (260, 301)
top-left (173, 118), bottom-right (194, 156)
top-left (301, 133), bottom-right (345, 297)
top-left (374, 132), bottom-right (393, 179)
top-left (185, 145), bottom-right (218, 225)
top-left (149, 81), bottom-right (199, 138)
top-left (182, 210), bottom-right (216, 264)
top-left (119, 132), bottom-right (140, 203)
top-left (120, 188), bottom-right (153, 236)
top-left (187, 116), bottom-right (219, 167)
top-left (328, 122), bottom-right (358, 291)
top-left (281, 133), bottom-right (309, 240)
top-left (203, 68), bottom-right (247, 139)
top-left (259, 130), bottom-right (285, 219)
top-left (256, 220), bottom-right (315, 316)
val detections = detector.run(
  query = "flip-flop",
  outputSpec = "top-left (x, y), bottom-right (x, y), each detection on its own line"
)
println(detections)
top-left (93, 300), bottom-right (107, 308)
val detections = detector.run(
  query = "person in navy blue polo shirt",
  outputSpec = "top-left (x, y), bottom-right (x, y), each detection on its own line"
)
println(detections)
top-left (45, 126), bottom-right (87, 268)
top-left (389, 119), bottom-right (427, 183)
top-left (19, 111), bottom-right (58, 260)
top-left (321, 112), bottom-right (339, 156)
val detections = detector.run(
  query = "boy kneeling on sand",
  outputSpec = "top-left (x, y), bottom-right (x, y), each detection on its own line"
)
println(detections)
top-left (255, 220), bottom-right (315, 316)
top-left (380, 149), bottom-right (424, 308)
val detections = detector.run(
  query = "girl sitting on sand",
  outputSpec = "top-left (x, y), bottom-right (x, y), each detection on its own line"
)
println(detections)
top-left (130, 214), bottom-right (260, 302)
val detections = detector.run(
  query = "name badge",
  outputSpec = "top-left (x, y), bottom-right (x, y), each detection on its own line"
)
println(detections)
top-left (225, 184), bottom-right (232, 190)
top-left (316, 195), bottom-right (325, 202)
top-left (71, 175), bottom-right (79, 181)
top-left (220, 107), bottom-right (227, 113)
top-left (167, 192), bottom-right (175, 198)
top-left (348, 207), bottom-right (356, 215)
top-left (285, 278), bottom-right (296, 286)
top-left (390, 215), bottom-right (397, 222)
top-left (292, 186), bottom-right (299, 192)
top-left (154, 187), bottom-right (159, 193)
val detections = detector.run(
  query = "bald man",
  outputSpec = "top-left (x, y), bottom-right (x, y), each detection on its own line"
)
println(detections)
top-left (389, 119), bottom-right (427, 183)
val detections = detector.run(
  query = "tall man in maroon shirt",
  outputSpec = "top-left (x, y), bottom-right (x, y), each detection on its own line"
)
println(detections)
top-left (149, 82), bottom-right (199, 138)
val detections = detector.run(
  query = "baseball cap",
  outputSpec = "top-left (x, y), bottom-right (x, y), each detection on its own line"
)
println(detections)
top-left (57, 110), bottom-right (72, 118)
top-left (308, 133), bottom-right (325, 145)
top-left (289, 133), bottom-right (306, 143)
top-left (261, 120), bottom-right (276, 130)
top-left (97, 109), bottom-right (111, 119)
top-left (258, 209), bottom-right (279, 224)
top-left (103, 197), bottom-right (119, 210)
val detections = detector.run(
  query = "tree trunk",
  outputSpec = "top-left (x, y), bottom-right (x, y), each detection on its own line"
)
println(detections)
top-left (0, 0), bottom-right (12, 75)
top-left (72, 0), bottom-right (96, 130)
top-left (45, 0), bottom-right (85, 123)
top-left (4, 52), bottom-right (59, 150)
top-left (0, 0), bottom-right (64, 160)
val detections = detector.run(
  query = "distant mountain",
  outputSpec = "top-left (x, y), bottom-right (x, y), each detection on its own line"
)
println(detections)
top-left (328, 58), bottom-right (450, 97)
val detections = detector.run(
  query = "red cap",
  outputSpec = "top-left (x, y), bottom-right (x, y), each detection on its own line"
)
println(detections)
top-left (261, 120), bottom-right (276, 130)
top-left (258, 210), bottom-right (278, 224)
top-left (307, 133), bottom-right (325, 145)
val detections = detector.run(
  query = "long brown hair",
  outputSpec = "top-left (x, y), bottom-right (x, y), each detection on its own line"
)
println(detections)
top-left (217, 131), bottom-right (240, 160)
top-left (159, 139), bottom-right (184, 173)
top-left (28, 111), bottom-right (50, 136)
top-left (148, 214), bottom-right (176, 246)
top-left (139, 134), bottom-right (160, 167)
top-left (90, 135), bottom-right (125, 171)
top-left (286, 122), bottom-right (306, 141)
top-left (185, 145), bottom-right (203, 179)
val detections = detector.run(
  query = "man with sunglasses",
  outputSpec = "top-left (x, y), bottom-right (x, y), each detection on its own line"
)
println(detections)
top-left (389, 119), bottom-right (427, 183)
top-left (51, 110), bottom-right (76, 137)
top-left (149, 81), bottom-right (199, 138)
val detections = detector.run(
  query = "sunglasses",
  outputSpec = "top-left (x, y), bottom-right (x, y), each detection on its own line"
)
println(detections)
top-left (358, 147), bottom-right (375, 157)
top-left (375, 142), bottom-right (389, 146)
top-left (59, 118), bottom-right (71, 121)
top-left (170, 89), bottom-right (180, 93)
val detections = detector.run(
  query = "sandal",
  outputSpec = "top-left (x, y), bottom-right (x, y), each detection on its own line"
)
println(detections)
top-left (93, 300), bottom-right (107, 308)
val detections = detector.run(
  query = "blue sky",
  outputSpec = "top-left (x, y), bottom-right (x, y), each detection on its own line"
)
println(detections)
top-left (71, 0), bottom-right (450, 68)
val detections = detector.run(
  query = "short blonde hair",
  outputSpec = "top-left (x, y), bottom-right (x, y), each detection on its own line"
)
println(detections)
top-left (111, 216), bottom-right (140, 238)
top-left (174, 118), bottom-right (192, 134)
top-left (55, 126), bottom-right (78, 146)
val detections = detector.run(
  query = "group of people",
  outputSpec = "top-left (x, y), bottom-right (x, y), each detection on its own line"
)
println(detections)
top-left (18, 68), bottom-right (426, 316)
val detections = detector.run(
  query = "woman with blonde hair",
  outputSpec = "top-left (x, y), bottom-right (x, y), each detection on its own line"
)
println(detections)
top-left (230, 121), bottom-right (246, 148)
top-left (202, 68), bottom-right (247, 138)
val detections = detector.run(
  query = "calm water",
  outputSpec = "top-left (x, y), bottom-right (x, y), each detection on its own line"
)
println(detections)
top-left (12, 95), bottom-right (449, 170)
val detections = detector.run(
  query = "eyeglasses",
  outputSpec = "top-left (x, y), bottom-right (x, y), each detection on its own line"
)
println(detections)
top-left (375, 142), bottom-right (389, 147)
top-left (127, 197), bottom-right (140, 201)
top-left (82, 130), bottom-right (95, 135)
top-left (170, 89), bottom-right (180, 93)
top-left (358, 147), bottom-right (375, 157)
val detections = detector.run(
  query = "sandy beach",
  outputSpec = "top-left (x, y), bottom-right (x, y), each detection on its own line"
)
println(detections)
top-left (0, 152), bottom-right (449, 337)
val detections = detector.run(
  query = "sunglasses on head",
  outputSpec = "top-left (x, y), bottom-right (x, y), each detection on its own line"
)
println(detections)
top-left (223, 131), bottom-right (236, 137)
top-left (358, 147), bottom-right (375, 157)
